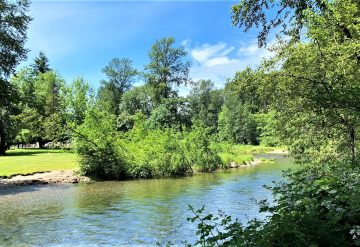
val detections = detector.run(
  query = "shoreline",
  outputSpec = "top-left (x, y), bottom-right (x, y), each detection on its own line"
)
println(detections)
top-left (0, 151), bottom-right (288, 187)
top-left (0, 170), bottom-right (90, 187)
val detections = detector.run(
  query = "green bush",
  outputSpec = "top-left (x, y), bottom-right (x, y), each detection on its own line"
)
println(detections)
top-left (76, 112), bottom-right (251, 180)
top-left (184, 121), bottom-right (222, 172)
top-left (75, 108), bottom-right (128, 179)
top-left (125, 128), bottom-right (192, 178)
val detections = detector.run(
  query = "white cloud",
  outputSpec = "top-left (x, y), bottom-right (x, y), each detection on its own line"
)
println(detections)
top-left (183, 40), bottom-right (275, 91)
top-left (205, 56), bottom-right (235, 67)
top-left (191, 43), bottom-right (228, 64)
top-left (238, 43), bottom-right (259, 54)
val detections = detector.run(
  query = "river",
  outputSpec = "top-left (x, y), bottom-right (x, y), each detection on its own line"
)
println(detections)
top-left (0, 153), bottom-right (293, 246)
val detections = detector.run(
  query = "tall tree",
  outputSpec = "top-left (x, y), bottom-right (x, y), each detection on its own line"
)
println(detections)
top-left (67, 77), bottom-right (92, 125)
top-left (14, 70), bottom-right (67, 148)
top-left (189, 80), bottom-right (223, 130)
top-left (263, 0), bottom-right (360, 164)
top-left (145, 37), bottom-right (191, 105)
top-left (98, 58), bottom-right (138, 116)
top-left (31, 51), bottom-right (50, 74)
top-left (0, 0), bottom-right (32, 155)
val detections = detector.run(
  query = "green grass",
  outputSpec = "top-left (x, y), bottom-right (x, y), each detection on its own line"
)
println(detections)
top-left (217, 143), bottom-right (285, 167)
top-left (219, 152), bottom-right (254, 166)
top-left (0, 149), bottom-right (78, 177)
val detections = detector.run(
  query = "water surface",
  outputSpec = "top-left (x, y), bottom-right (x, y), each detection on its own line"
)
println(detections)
top-left (0, 154), bottom-right (292, 246)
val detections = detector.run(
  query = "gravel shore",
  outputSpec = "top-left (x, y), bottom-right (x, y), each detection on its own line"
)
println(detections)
top-left (0, 170), bottom-right (90, 186)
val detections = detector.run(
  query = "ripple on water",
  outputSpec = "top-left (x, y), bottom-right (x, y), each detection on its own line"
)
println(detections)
top-left (0, 154), bottom-right (293, 246)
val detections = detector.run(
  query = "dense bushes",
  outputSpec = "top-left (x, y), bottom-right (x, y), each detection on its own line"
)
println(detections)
top-left (76, 110), bottom-right (226, 179)
top-left (75, 109), bottom-right (128, 179)
top-left (125, 128), bottom-right (192, 178)
top-left (184, 121), bottom-right (222, 172)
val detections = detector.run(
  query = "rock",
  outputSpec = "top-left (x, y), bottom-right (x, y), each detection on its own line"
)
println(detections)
top-left (229, 162), bottom-right (239, 168)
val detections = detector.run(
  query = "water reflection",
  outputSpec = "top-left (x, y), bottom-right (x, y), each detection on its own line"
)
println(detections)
top-left (0, 154), bottom-right (293, 246)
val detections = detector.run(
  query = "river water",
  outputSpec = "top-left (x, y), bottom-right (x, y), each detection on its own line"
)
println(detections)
top-left (0, 154), bottom-right (293, 246)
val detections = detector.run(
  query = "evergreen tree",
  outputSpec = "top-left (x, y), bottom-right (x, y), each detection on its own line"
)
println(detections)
top-left (31, 51), bottom-right (50, 74)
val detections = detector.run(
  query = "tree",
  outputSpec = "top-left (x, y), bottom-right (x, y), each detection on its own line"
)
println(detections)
top-left (98, 58), bottom-right (138, 116)
top-left (119, 85), bottom-right (153, 117)
top-left (0, 0), bottom-right (32, 155)
top-left (189, 80), bottom-right (223, 131)
top-left (76, 107), bottom-right (127, 179)
top-left (13, 70), bottom-right (67, 148)
top-left (217, 68), bottom-right (271, 145)
top-left (67, 77), bottom-right (93, 125)
top-left (35, 71), bottom-right (65, 117)
top-left (145, 97), bottom-right (191, 130)
top-left (187, 1), bottom-right (360, 246)
top-left (218, 104), bottom-right (258, 145)
top-left (232, 0), bottom-right (333, 45)
top-left (11, 67), bottom-right (37, 109)
top-left (231, 0), bottom-right (360, 63)
top-left (144, 37), bottom-right (191, 104)
top-left (262, 0), bottom-right (360, 164)
top-left (0, 0), bottom-right (32, 78)
top-left (31, 51), bottom-right (50, 74)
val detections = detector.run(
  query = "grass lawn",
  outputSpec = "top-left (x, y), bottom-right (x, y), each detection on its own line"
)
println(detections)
top-left (0, 149), bottom-right (79, 177)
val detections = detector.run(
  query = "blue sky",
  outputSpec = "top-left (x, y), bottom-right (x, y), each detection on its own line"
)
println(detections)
top-left (23, 0), bottom-right (273, 94)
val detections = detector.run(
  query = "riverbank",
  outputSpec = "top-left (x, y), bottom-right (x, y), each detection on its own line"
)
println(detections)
top-left (0, 160), bottom-right (262, 187)
top-left (0, 146), bottom-right (287, 186)
top-left (0, 170), bottom-right (91, 187)
top-left (0, 152), bottom-right (286, 187)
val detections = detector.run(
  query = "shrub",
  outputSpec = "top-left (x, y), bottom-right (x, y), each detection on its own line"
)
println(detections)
top-left (75, 108), bottom-right (128, 179)
top-left (184, 121), bottom-right (222, 172)
top-left (125, 127), bottom-right (191, 178)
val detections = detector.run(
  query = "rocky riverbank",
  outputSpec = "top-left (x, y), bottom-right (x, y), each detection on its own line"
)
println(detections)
top-left (0, 170), bottom-right (90, 187)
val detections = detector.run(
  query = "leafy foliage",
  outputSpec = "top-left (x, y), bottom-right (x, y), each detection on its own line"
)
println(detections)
top-left (231, 0), bottom-right (335, 47)
top-left (98, 58), bottom-right (138, 116)
top-left (0, 0), bottom-right (31, 155)
top-left (184, 121), bottom-right (222, 172)
top-left (145, 37), bottom-right (191, 104)
top-left (189, 80), bottom-right (223, 131)
top-left (31, 51), bottom-right (50, 74)
top-left (0, 0), bottom-right (32, 78)
top-left (186, 1), bottom-right (360, 246)
top-left (125, 126), bottom-right (192, 178)
top-left (76, 111), bottom-right (224, 179)
top-left (187, 163), bottom-right (360, 247)
top-left (218, 104), bottom-right (258, 145)
top-left (75, 108), bottom-right (128, 179)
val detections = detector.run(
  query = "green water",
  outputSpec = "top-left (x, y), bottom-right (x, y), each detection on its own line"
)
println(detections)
top-left (0, 153), bottom-right (293, 246)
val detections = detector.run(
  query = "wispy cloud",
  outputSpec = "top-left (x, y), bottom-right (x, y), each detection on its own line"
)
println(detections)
top-left (183, 40), bottom-right (274, 89)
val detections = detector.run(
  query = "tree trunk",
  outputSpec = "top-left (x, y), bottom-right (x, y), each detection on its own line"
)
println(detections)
top-left (39, 140), bottom-right (46, 149)
top-left (0, 126), bottom-right (6, 155)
